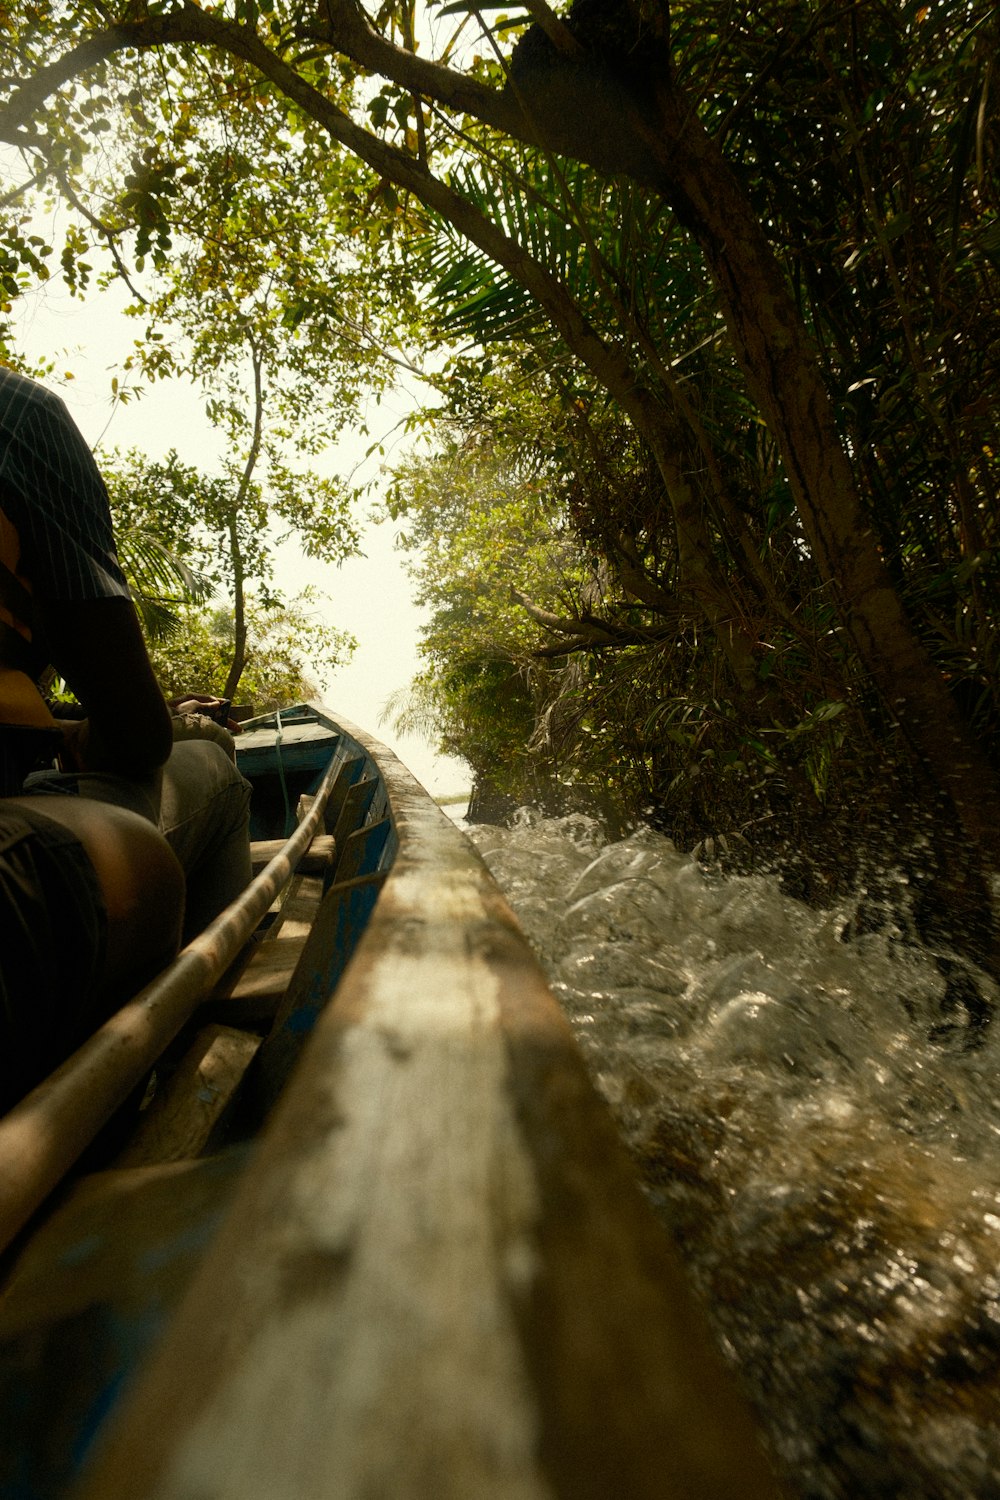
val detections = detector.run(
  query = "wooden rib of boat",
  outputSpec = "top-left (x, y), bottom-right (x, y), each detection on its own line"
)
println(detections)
top-left (0, 702), bottom-right (784, 1500)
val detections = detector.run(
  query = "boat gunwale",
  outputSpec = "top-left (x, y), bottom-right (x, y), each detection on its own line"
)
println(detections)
top-left (70, 702), bottom-right (786, 1500)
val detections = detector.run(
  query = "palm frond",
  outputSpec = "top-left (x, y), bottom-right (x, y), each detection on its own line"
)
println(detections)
top-left (117, 527), bottom-right (214, 641)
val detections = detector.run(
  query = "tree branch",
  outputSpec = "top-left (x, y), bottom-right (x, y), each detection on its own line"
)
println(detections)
top-left (0, 14), bottom-right (189, 141)
top-left (52, 165), bottom-right (148, 303)
top-left (511, 586), bottom-right (677, 656)
top-left (0, 3), bottom-right (667, 188)
top-left (516, 0), bottom-right (583, 58)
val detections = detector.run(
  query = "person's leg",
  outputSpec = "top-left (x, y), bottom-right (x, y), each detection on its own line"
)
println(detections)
top-left (154, 740), bottom-right (253, 939)
top-left (0, 797), bottom-right (183, 1110)
top-left (4, 795), bottom-right (183, 1002)
top-left (25, 738), bottom-right (252, 940)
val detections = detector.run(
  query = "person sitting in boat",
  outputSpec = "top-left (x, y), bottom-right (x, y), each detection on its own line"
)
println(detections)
top-left (0, 365), bottom-right (253, 1110)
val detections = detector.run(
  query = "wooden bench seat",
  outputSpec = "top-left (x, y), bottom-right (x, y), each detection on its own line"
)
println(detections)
top-left (249, 833), bottom-right (336, 874)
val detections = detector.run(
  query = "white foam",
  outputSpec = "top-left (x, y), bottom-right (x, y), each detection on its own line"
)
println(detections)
top-left (469, 813), bottom-right (1000, 1497)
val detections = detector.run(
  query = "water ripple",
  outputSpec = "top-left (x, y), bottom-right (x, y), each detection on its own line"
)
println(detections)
top-left (470, 812), bottom-right (1000, 1500)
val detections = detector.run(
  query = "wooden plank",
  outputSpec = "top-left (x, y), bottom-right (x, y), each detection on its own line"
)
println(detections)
top-left (78, 736), bottom-right (783, 1500)
top-left (322, 754), bottom-right (366, 833)
top-left (235, 723), bottom-right (339, 779)
top-left (235, 871), bottom-right (387, 1125)
top-left (335, 815), bottom-right (392, 882)
top-left (235, 738), bottom-right (337, 779)
top-left (329, 774), bottom-right (378, 865)
top-left (249, 834), bottom-right (336, 875)
top-left (113, 1026), bottom-right (262, 1169)
top-left (0, 1151), bottom-right (248, 1500)
top-left (209, 855), bottom-right (329, 1007)
top-left (207, 876), bottom-right (326, 1027)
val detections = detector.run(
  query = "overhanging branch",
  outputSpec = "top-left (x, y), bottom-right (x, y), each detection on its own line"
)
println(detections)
top-left (511, 586), bottom-right (678, 656)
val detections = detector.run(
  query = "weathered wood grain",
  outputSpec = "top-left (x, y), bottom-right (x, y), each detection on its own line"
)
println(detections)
top-left (335, 815), bottom-right (392, 882)
top-left (207, 875), bottom-right (328, 1025)
top-left (250, 834), bottom-right (336, 874)
top-left (321, 753), bottom-right (366, 831)
top-left (113, 1026), bottom-right (262, 1168)
top-left (329, 775), bottom-right (377, 864)
top-left (234, 720), bottom-right (339, 780)
top-left (77, 724), bottom-right (784, 1500)
top-left (0, 1151), bottom-right (248, 1499)
top-left (241, 870), bottom-right (388, 1122)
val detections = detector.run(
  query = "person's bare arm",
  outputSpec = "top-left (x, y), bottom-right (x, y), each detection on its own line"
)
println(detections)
top-left (38, 595), bottom-right (173, 776)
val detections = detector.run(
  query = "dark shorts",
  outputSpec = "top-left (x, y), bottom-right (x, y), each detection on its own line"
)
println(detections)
top-left (0, 800), bottom-right (107, 1113)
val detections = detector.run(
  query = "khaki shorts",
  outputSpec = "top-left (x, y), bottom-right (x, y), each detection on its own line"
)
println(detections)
top-left (0, 799), bottom-right (106, 1113)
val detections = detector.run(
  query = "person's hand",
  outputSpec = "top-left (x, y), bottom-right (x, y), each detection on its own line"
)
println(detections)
top-left (167, 693), bottom-right (242, 732)
top-left (56, 716), bottom-right (91, 772)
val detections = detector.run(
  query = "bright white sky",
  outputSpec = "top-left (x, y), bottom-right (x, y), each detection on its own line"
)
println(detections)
top-left (11, 270), bottom-right (472, 799)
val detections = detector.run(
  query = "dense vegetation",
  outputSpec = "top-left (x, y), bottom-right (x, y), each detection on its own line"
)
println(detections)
top-left (101, 448), bottom-right (357, 704)
top-left (1, 0), bottom-right (998, 978)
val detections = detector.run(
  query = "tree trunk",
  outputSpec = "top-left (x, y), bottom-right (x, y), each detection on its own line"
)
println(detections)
top-left (636, 92), bottom-right (1000, 867)
top-left (500, 39), bottom-right (1000, 867)
top-left (223, 340), bottom-right (266, 705)
top-left (223, 509), bottom-right (247, 704)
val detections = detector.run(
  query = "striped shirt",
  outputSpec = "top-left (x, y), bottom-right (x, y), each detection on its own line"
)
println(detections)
top-left (0, 368), bottom-right (129, 659)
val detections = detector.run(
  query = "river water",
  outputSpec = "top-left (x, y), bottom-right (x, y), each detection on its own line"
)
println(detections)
top-left (467, 810), bottom-right (1000, 1499)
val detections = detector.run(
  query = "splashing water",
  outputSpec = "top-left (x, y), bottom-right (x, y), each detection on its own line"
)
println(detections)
top-left (468, 810), bottom-right (1000, 1499)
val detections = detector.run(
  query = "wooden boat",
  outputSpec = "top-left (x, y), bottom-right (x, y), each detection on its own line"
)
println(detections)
top-left (0, 703), bottom-right (783, 1500)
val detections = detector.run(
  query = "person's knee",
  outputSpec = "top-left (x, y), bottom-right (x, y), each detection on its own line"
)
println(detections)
top-left (160, 739), bottom-right (252, 840)
top-left (10, 796), bottom-right (184, 973)
top-left (166, 736), bottom-right (249, 793)
top-left (97, 806), bottom-right (185, 930)
top-left (77, 805), bottom-right (184, 995)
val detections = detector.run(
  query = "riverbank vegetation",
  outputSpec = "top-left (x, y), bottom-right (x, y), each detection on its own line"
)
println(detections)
top-left (1, 0), bottom-right (998, 974)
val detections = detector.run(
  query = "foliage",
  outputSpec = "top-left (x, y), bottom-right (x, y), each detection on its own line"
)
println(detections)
top-left (387, 357), bottom-right (878, 846)
top-left (146, 590), bottom-right (356, 711)
top-left (2, 28), bottom-right (412, 691)
top-left (103, 447), bottom-right (357, 603)
top-left (102, 445), bottom-right (359, 693)
top-left (2, 0), bottom-right (1000, 944)
top-left (114, 521), bottom-right (213, 640)
top-left (385, 403), bottom-right (592, 807)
